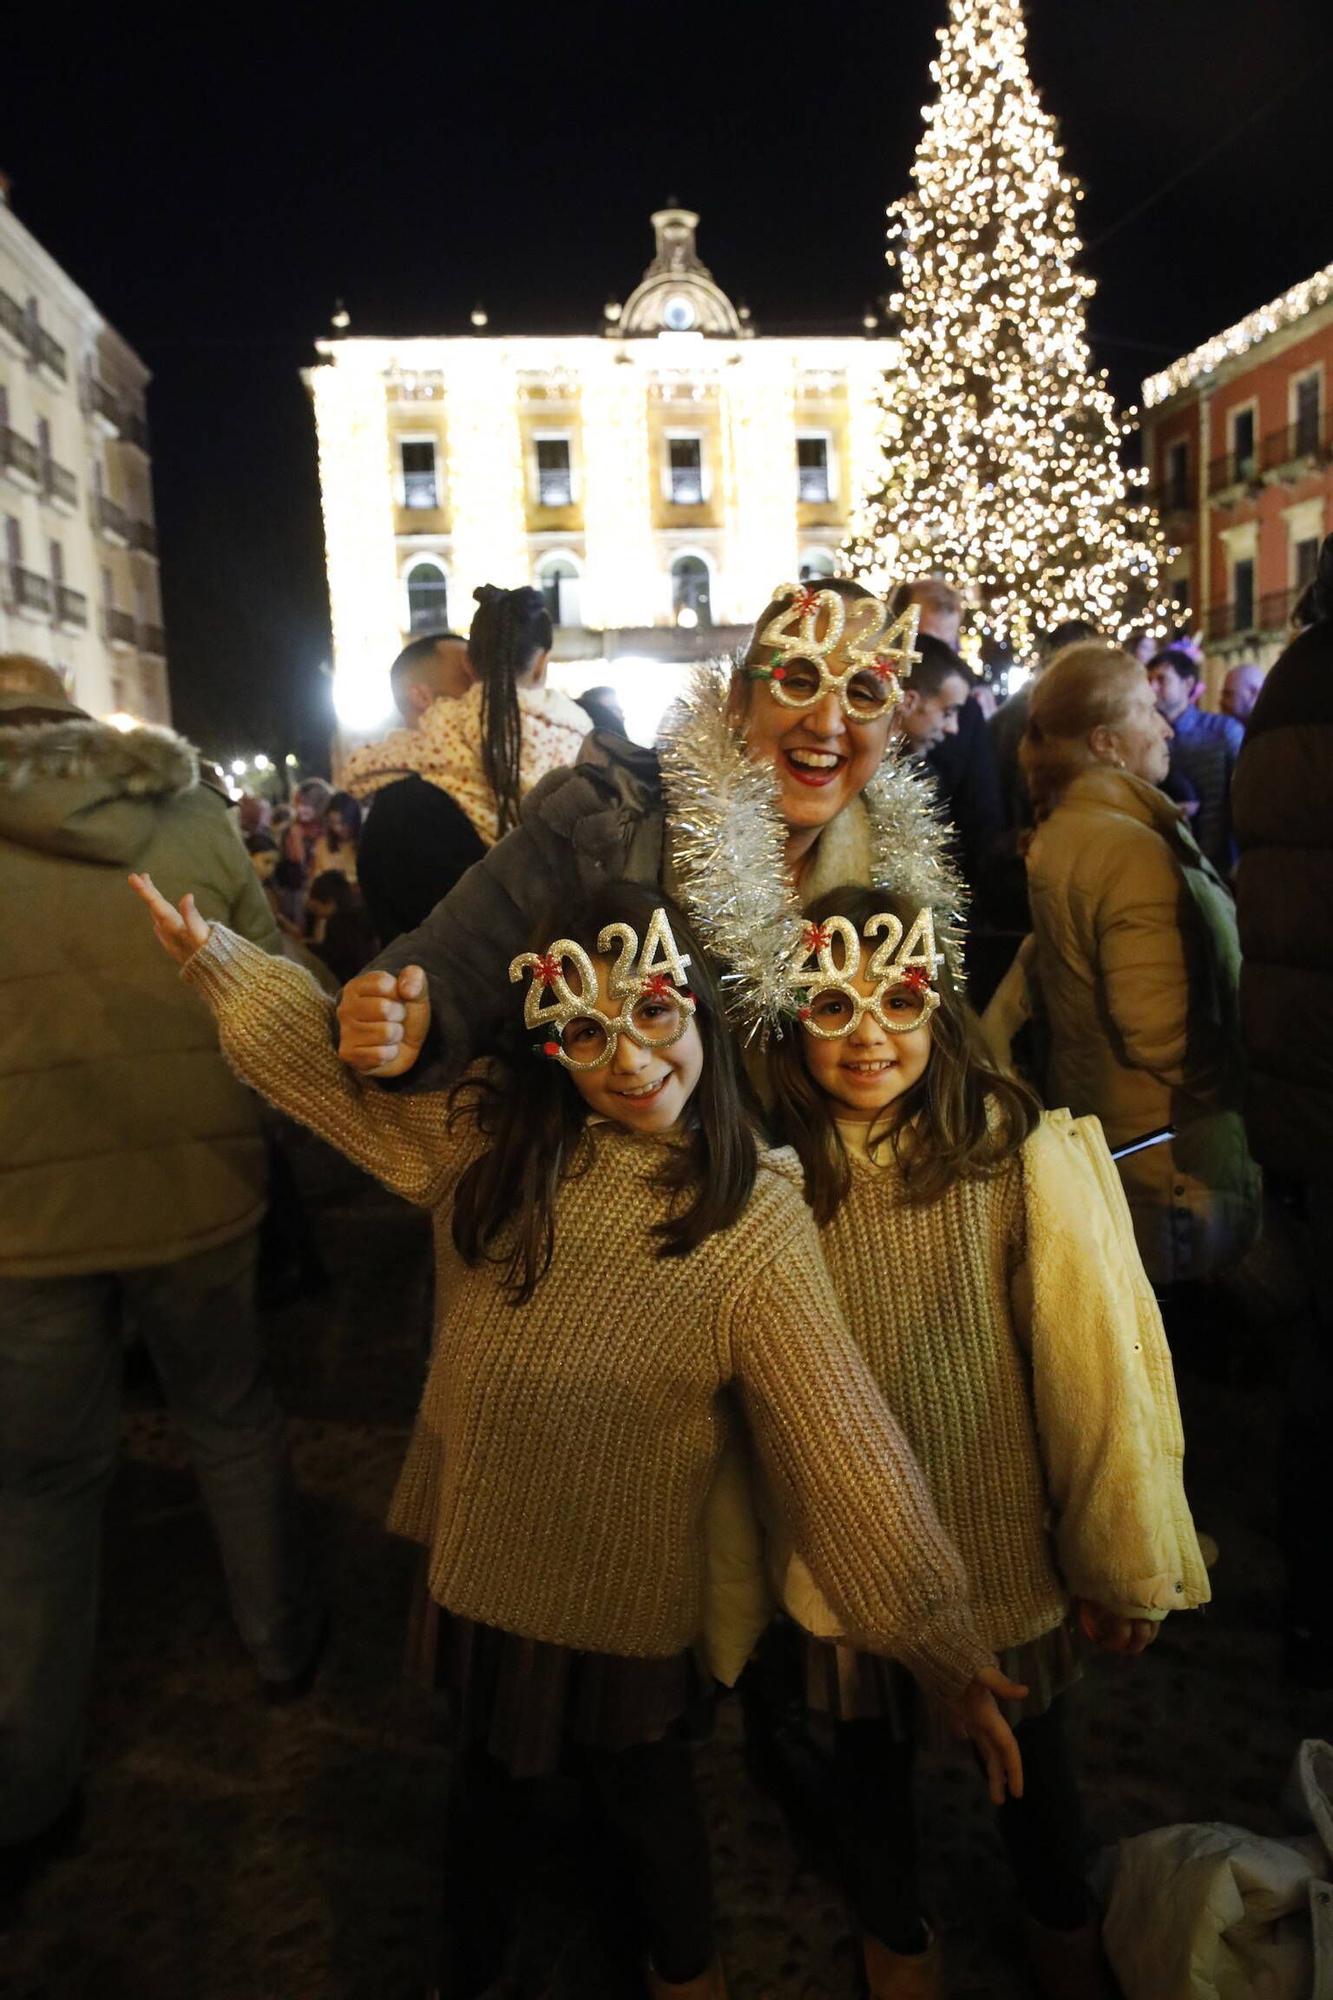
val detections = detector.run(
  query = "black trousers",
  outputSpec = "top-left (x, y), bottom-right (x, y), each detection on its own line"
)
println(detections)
top-left (438, 1733), bottom-right (714, 1996)
top-left (831, 1696), bottom-right (1089, 1950)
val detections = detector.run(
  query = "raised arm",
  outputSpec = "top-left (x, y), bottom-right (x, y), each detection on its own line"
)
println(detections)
top-left (130, 874), bottom-right (465, 1207)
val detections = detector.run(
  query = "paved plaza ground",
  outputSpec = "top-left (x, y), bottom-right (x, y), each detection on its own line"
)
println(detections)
top-left (6, 1132), bottom-right (1329, 1999)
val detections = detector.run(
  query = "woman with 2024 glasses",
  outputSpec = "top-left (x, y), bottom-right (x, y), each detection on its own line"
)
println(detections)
top-left (327, 578), bottom-right (962, 1089)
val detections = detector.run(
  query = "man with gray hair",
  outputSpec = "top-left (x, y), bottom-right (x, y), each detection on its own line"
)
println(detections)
top-left (1221, 661), bottom-right (1265, 728)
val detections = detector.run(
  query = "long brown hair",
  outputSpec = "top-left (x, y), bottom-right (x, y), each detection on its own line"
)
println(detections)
top-left (767, 885), bottom-right (1040, 1223)
top-left (448, 881), bottom-right (759, 1303)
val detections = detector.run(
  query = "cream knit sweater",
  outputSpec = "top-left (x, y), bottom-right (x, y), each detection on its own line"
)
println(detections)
top-left (182, 928), bottom-right (993, 1698)
top-left (815, 1140), bottom-right (1067, 1654)
top-left (771, 1114), bottom-right (1210, 1651)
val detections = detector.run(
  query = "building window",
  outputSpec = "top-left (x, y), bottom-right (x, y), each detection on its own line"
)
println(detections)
top-left (667, 437), bottom-right (704, 506)
top-left (671, 554), bottom-right (712, 629)
top-left (535, 438), bottom-right (573, 509)
top-left (1295, 535), bottom-right (1321, 589)
top-left (4, 514), bottom-right (20, 568)
top-left (1232, 556), bottom-right (1255, 631)
top-left (399, 440), bottom-right (439, 510)
top-left (537, 554), bottom-right (581, 628)
top-left (405, 559), bottom-right (449, 632)
top-left (1230, 407), bottom-right (1256, 482)
top-left (49, 539), bottom-right (63, 585)
top-left (797, 435), bottom-right (832, 504)
top-left (1294, 373), bottom-right (1322, 457)
top-left (1164, 439), bottom-right (1189, 511)
top-left (799, 549), bottom-right (836, 583)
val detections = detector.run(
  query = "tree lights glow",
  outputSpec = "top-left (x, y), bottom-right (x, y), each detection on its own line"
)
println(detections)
top-left (845, 0), bottom-right (1171, 654)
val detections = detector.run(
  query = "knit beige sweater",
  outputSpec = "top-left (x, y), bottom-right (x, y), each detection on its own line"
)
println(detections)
top-left (771, 1114), bottom-right (1209, 1652)
top-left (816, 1138), bottom-right (1067, 1654)
top-left (182, 927), bottom-right (993, 1697)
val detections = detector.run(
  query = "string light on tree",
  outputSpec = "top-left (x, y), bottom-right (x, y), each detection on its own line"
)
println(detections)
top-left (844, 0), bottom-right (1172, 654)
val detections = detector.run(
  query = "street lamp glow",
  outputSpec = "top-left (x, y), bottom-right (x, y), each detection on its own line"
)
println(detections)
top-left (230, 758), bottom-right (248, 777)
top-left (253, 752), bottom-right (272, 771)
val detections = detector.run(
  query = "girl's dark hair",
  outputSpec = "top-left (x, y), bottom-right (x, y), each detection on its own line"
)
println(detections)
top-left (469, 584), bottom-right (554, 839)
top-left (767, 884), bottom-right (1041, 1223)
top-left (448, 880), bottom-right (759, 1304)
top-left (324, 790), bottom-right (361, 849)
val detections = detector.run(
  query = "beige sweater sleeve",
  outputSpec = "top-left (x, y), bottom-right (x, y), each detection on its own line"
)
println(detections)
top-left (722, 1241), bottom-right (991, 1700)
top-left (183, 925), bottom-right (464, 1208)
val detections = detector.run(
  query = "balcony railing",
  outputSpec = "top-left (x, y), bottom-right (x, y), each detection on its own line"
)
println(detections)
top-left (105, 607), bottom-right (137, 647)
top-left (1207, 447), bottom-right (1260, 497)
top-left (798, 468), bottom-right (832, 503)
top-left (139, 622), bottom-right (166, 656)
top-left (89, 379), bottom-right (122, 433)
top-left (97, 495), bottom-right (131, 542)
top-left (130, 518), bottom-right (158, 556)
top-left (42, 457), bottom-right (77, 507)
top-left (0, 288), bottom-right (26, 350)
top-left (536, 470), bottom-right (573, 508)
top-left (402, 470), bottom-right (439, 509)
top-left (1205, 590), bottom-right (1306, 643)
top-left (1259, 413), bottom-right (1333, 475)
top-left (35, 325), bottom-right (67, 381)
top-left (8, 566), bottom-right (53, 615)
top-left (121, 409), bottom-right (150, 453)
top-left (0, 425), bottom-right (40, 484)
top-left (1150, 479), bottom-right (1196, 516)
top-left (56, 585), bottom-right (89, 628)
top-left (1257, 584), bottom-right (1306, 633)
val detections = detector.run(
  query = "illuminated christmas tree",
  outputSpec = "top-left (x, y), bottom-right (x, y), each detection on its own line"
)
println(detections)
top-left (845, 0), bottom-right (1171, 655)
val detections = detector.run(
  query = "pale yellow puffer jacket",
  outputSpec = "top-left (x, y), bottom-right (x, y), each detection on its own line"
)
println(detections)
top-left (0, 716), bottom-right (281, 1277)
top-left (1023, 765), bottom-right (1260, 1287)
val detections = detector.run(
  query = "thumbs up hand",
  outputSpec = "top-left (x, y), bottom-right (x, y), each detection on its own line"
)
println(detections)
top-left (129, 872), bottom-right (212, 966)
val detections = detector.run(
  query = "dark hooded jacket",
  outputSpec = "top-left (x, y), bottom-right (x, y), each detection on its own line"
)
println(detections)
top-left (0, 713), bottom-right (281, 1276)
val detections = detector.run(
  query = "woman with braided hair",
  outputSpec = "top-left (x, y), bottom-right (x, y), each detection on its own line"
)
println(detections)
top-left (341, 584), bottom-right (593, 921)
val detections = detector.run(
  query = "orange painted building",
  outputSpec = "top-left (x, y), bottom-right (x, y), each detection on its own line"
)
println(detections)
top-left (1141, 265), bottom-right (1333, 671)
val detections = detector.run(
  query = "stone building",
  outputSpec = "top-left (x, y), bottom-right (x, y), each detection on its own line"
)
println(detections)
top-left (0, 181), bottom-right (167, 720)
top-left (306, 209), bottom-right (894, 733)
top-left (1142, 261), bottom-right (1333, 669)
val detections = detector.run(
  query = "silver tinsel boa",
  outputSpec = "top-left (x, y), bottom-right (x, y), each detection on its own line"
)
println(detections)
top-left (657, 656), bottom-right (967, 1035)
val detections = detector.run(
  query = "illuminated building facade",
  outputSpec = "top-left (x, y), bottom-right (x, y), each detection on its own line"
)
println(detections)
top-left (0, 181), bottom-right (167, 721)
top-left (306, 209), bottom-right (895, 733)
top-left (1142, 261), bottom-right (1333, 669)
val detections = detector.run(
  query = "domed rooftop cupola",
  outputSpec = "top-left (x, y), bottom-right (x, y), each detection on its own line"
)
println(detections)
top-left (611, 207), bottom-right (744, 338)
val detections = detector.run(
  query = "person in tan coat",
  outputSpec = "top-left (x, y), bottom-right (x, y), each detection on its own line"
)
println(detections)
top-left (1015, 643), bottom-right (1260, 1290)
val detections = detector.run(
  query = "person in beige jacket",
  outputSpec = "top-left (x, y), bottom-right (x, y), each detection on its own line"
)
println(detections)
top-left (1014, 642), bottom-right (1260, 1290)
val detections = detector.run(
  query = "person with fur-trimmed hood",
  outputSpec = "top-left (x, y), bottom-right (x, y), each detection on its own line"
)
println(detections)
top-left (0, 657), bottom-right (322, 1920)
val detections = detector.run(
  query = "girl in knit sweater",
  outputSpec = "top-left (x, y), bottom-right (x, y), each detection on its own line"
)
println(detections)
top-left (129, 871), bottom-right (1023, 2000)
top-left (766, 884), bottom-right (1210, 2000)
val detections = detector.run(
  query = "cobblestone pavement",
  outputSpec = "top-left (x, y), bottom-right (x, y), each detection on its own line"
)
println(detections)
top-left (7, 1135), bottom-right (1330, 1999)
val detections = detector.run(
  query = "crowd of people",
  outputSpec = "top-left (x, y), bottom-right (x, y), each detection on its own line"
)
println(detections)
top-left (2, 546), bottom-right (1330, 1999)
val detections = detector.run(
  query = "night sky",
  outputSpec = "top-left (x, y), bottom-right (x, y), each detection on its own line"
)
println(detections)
top-left (6, 1), bottom-right (1330, 768)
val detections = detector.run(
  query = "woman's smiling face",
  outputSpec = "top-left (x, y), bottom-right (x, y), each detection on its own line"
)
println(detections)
top-left (737, 640), bottom-right (893, 833)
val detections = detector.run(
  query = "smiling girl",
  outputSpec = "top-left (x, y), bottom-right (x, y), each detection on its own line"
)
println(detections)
top-left (766, 884), bottom-right (1210, 2000)
top-left (130, 871), bottom-right (1022, 2000)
